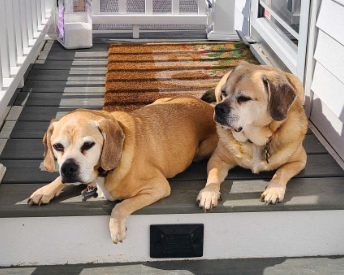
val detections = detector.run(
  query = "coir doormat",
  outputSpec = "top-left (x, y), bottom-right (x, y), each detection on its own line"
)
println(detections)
top-left (104, 42), bottom-right (259, 112)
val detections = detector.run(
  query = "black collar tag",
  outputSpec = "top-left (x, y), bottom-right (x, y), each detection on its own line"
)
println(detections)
top-left (81, 185), bottom-right (98, 201)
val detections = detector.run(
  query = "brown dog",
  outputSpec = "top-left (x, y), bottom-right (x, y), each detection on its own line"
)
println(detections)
top-left (197, 61), bottom-right (308, 209)
top-left (28, 96), bottom-right (218, 243)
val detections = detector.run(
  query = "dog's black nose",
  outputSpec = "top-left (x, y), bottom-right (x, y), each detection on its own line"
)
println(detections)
top-left (61, 159), bottom-right (79, 180)
top-left (215, 103), bottom-right (230, 116)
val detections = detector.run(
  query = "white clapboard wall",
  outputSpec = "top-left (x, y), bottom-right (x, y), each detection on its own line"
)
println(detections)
top-left (310, 0), bottom-right (344, 161)
top-left (234, 0), bottom-right (250, 36)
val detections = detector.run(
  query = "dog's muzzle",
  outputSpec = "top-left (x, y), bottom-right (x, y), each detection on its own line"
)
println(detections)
top-left (61, 158), bottom-right (80, 183)
top-left (214, 102), bottom-right (230, 125)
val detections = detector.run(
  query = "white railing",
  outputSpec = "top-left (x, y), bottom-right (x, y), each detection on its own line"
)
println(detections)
top-left (0, 0), bottom-right (55, 120)
top-left (92, 0), bottom-right (208, 38)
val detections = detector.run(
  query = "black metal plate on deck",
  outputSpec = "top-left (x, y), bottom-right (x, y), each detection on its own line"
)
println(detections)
top-left (150, 224), bottom-right (204, 258)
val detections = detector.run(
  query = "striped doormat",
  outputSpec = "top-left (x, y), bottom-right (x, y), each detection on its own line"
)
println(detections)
top-left (104, 42), bottom-right (259, 112)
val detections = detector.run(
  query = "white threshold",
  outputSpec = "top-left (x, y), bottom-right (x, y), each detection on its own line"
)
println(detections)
top-left (1, 210), bottom-right (344, 266)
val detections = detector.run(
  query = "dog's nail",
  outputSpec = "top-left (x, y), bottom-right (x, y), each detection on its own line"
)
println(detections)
top-left (28, 199), bottom-right (32, 205)
top-left (265, 200), bottom-right (271, 206)
top-left (113, 241), bottom-right (117, 244)
top-left (203, 207), bottom-right (207, 213)
top-left (38, 196), bottom-right (43, 206)
top-left (276, 198), bottom-right (280, 204)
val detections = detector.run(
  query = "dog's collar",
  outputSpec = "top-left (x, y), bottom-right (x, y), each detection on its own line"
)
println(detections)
top-left (263, 123), bottom-right (283, 163)
top-left (98, 167), bottom-right (110, 177)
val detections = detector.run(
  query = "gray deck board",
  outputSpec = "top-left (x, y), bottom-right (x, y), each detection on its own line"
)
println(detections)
top-left (1, 153), bottom-right (344, 184)
top-left (27, 70), bottom-right (107, 82)
top-left (15, 92), bottom-right (104, 108)
top-left (1, 177), bottom-right (344, 218)
top-left (27, 70), bottom-right (106, 82)
top-left (14, 106), bottom-right (101, 121)
top-left (0, 121), bottom-right (50, 139)
top-left (1, 256), bottom-right (344, 275)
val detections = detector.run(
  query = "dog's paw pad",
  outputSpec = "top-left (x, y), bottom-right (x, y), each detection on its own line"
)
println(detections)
top-left (197, 185), bottom-right (221, 211)
top-left (260, 184), bottom-right (285, 205)
top-left (109, 219), bottom-right (127, 244)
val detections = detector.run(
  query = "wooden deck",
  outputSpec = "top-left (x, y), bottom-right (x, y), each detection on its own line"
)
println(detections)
top-left (0, 32), bottom-right (344, 218)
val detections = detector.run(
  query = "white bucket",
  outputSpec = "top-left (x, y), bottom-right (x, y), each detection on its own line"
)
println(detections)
top-left (56, 0), bottom-right (92, 50)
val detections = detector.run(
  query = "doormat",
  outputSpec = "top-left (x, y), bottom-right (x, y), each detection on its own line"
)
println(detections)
top-left (104, 42), bottom-right (259, 112)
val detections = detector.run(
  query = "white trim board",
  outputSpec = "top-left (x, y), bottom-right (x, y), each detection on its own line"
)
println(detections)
top-left (1, 210), bottom-right (344, 266)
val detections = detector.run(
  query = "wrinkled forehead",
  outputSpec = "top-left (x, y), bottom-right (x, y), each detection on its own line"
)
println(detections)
top-left (51, 114), bottom-right (102, 144)
top-left (225, 66), bottom-right (264, 92)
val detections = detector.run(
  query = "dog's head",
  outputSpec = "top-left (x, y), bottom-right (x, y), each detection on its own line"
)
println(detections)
top-left (43, 109), bottom-right (125, 185)
top-left (214, 61), bottom-right (299, 132)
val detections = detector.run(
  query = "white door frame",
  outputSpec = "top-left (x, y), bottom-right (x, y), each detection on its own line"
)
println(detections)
top-left (249, 0), bottom-right (310, 85)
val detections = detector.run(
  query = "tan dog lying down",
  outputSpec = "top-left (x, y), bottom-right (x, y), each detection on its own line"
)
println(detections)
top-left (28, 96), bottom-right (218, 243)
top-left (197, 61), bottom-right (308, 209)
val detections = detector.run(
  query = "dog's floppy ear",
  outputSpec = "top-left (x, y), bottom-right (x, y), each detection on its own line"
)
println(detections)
top-left (43, 119), bottom-right (58, 172)
top-left (263, 73), bottom-right (297, 121)
top-left (215, 71), bottom-right (231, 103)
top-left (98, 117), bottom-right (125, 171)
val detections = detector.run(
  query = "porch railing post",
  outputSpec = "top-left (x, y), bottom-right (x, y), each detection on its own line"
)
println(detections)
top-left (20, 0), bottom-right (29, 49)
top-left (0, 0), bottom-right (54, 119)
top-left (172, 0), bottom-right (179, 15)
top-left (0, 0), bottom-right (11, 78)
top-left (198, 0), bottom-right (205, 15)
top-left (26, 0), bottom-right (35, 43)
top-left (5, 0), bottom-right (18, 68)
top-left (207, 0), bottom-right (238, 40)
top-left (92, 0), bottom-right (100, 15)
top-left (146, 0), bottom-right (153, 15)
top-left (118, 0), bottom-right (126, 15)
top-left (13, 0), bottom-right (24, 60)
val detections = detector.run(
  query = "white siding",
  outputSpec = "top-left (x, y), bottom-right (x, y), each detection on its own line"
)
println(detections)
top-left (235, 0), bottom-right (250, 35)
top-left (310, 0), bottom-right (344, 161)
top-left (314, 31), bottom-right (344, 84)
top-left (316, 0), bottom-right (344, 46)
top-left (310, 94), bottom-right (344, 159)
top-left (311, 63), bottom-right (344, 123)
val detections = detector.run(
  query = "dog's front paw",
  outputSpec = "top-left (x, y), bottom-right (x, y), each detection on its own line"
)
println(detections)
top-left (109, 218), bottom-right (127, 244)
top-left (197, 184), bottom-right (221, 211)
top-left (28, 185), bottom-right (62, 205)
top-left (260, 182), bottom-right (285, 205)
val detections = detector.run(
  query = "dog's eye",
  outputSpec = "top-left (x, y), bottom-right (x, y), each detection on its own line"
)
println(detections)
top-left (237, 96), bottom-right (251, 103)
top-left (53, 143), bottom-right (64, 152)
top-left (81, 141), bottom-right (95, 152)
top-left (221, 90), bottom-right (227, 99)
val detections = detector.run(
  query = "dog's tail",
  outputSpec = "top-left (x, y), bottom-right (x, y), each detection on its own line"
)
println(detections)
top-left (201, 88), bottom-right (216, 103)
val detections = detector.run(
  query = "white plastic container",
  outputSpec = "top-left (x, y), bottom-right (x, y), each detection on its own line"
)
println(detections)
top-left (57, 0), bottom-right (92, 49)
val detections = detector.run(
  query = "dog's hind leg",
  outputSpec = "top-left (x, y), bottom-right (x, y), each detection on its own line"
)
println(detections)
top-left (109, 173), bottom-right (171, 244)
top-left (193, 134), bottom-right (219, 162)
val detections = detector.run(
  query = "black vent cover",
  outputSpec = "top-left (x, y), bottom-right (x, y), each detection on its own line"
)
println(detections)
top-left (150, 224), bottom-right (204, 258)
